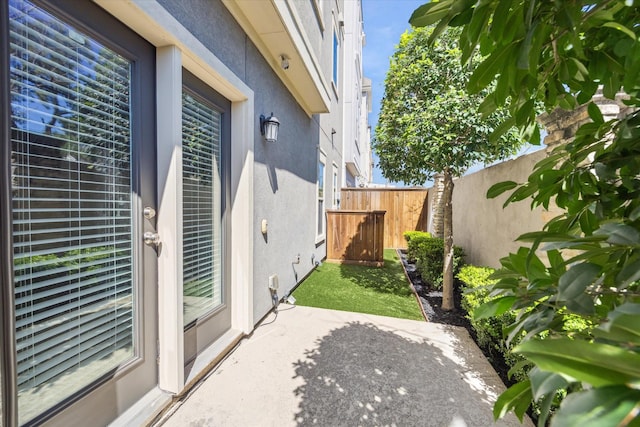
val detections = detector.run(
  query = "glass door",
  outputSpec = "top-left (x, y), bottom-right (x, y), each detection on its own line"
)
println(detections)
top-left (182, 71), bottom-right (231, 366)
top-left (7, 0), bottom-right (157, 424)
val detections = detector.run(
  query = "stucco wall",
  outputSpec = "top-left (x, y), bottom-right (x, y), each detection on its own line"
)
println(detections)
top-left (451, 150), bottom-right (550, 268)
top-left (156, 0), bottom-right (338, 324)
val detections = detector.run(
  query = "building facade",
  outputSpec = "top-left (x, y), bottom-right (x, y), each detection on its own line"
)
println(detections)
top-left (0, 0), bottom-right (365, 425)
top-left (340, 0), bottom-right (372, 189)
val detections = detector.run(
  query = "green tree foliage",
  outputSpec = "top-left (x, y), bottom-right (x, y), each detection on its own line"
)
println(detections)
top-left (373, 26), bottom-right (522, 310)
top-left (410, 1), bottom-right (640, 425)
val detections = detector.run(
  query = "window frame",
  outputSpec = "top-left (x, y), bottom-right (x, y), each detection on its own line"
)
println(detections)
top-left (332, 29), bottom-right (339, 93)
top-left (316, 151), bottom-right (326, 242)
top-left (181, 69), bottom-right (231, 330)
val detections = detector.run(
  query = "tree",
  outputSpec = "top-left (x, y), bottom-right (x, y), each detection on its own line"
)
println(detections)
top-left (410, 1), bottom-right (640, 425)
top-left (373, 26), bottom-right (522, 310)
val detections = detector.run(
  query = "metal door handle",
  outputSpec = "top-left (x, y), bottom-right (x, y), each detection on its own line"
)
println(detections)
top-left (143, 231), bottom-right (160, 247)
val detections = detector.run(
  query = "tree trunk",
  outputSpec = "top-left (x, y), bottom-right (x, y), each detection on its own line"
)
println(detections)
top-left (442, 170), bottom-right (455, 311)
top-left (430, 174), bottom-right (445, 238)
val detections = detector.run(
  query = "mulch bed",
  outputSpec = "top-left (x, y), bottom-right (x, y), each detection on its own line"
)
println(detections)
top-left (397, 249), bottom-right (514, 388)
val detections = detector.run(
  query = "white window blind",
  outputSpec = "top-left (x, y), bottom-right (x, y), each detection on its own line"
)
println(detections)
top-left (182, 90), bottom-right (222, 326)
top-left (10, 0), bottom-right (135, 423)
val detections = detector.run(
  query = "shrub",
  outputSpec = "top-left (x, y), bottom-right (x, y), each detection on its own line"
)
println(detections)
top-left (458, 265), bottom-right (527, 381)
top-left (403, 231), bottom-right (432, 263)
top-left (414, 237), bottom-right (464, 289)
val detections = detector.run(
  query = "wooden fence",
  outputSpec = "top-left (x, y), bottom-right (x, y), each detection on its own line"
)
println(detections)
top-left (340, 188), bottom-right (428, 248)
top-left (326, 210), bottom-right (385, 267)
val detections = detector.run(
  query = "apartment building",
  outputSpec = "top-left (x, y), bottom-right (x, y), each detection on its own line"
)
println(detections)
top-left (0, 0), bottom-right (367, 425)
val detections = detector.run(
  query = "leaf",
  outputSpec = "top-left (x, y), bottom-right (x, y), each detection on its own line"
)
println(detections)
top-left (595, 303), bottom-right (640, 346)
top-left (473, 296), bottom-right (516, 320)
top-left (595, 223), bottom-right (640, 245)
top-left (616, 258), bottom-right (640, 289)
top-left (587, 102), bottom-right (604, 124)
top-left (478, 94), bottom-right (498, 118)
top-left (409, 0), bottom-right (456, 28)
top-left (517, 23), bottom-right (536, 70)
top-left (550, 386), bottom-right (640, 427)
top-left (515, 99), bottom-right (535, 126)
top-left (557, 263), bottom-right (600, 300)
top-left (602, 22), bottom-right (637, 41)
top-left (529, 367), bottom-right (571, 400)
top-left (493, 380), bottom-right (532, 422)
top-left (489, 116), bottom-right (516, 143)
top-left (486, 180), bottom-right (518, 198)
top-left (503, 184), bottom-right (537, 207)
top-left (515, 339), bottom-right (640, 387)
top-left (564, 292), bottom-right (595, 316)
top-left (469, 43), bottom-right (517, 93)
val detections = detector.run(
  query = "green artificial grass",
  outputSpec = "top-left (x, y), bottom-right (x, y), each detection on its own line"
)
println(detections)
top-left (292, 249), bottom-right (424, 321)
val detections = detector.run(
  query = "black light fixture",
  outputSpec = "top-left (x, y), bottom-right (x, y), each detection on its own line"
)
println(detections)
top-left (260, 112), bottom-right (280, 143)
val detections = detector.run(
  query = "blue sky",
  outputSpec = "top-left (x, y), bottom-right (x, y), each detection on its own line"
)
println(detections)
top-left (362, 0), bottom-right (425, 185)
top-left (361, 0), bottom-right (544, 186)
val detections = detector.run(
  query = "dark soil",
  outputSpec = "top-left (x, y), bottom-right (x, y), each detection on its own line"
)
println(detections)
top-left (398, 250), bottom-right (514, 389)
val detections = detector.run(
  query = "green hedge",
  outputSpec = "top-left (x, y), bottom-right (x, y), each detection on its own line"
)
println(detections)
top-left (416, 238), bottom-right (464, 289)
top-left (458, 265), bottom-right (526, 380)
top-left (403, 231), bottom-right (432, 262)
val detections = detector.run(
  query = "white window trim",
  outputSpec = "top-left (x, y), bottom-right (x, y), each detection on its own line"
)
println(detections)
top-left (316, 151), bottom-right (327, 243)
top-left (332, 163), bottom-right (339, 209)
top-left (97, 1), bottom-right (256, 396)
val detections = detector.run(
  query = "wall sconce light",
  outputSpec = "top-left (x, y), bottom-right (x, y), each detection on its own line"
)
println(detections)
top-left (260, 112), bottom-right (280, 143)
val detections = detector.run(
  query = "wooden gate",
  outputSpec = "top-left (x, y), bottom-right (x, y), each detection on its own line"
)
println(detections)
top-left (326, 210), bottom-right (385, 266)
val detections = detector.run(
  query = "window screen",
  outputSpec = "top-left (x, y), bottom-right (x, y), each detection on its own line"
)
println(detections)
top-left (10, 0), bottom-right (135, 422)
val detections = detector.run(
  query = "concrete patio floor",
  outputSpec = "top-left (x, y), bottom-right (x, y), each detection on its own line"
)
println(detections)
top-left (153, 305), bottom-right (533, 427)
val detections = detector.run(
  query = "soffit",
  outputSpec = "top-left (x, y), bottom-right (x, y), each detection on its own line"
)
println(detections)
top-left (222, 0), bottom-right (331, 115)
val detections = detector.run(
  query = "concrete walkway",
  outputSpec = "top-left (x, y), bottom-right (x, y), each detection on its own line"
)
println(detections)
top-left (153, 305), bottom-right (533, 427)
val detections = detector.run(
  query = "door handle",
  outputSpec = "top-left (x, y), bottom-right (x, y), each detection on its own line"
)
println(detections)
top-left (143, 231), bottom-right (160, 248)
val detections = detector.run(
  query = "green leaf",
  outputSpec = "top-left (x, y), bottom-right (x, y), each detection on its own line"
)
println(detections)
top-left (516, 23), bottom-right (536, 70)
top-left (529, 367), bottom-right (571, 400)
top-left (602, 22), bottom-right (637, 41)
top-left (515, 339), bottom-right (640, 387)
top-left (595, 223), bottom-right (640, 245)
top-left (493, 380), bottom-right (532, 422)
top-left (550, 386), bottom-right (640, 427)
top-left (486, 180), bottom-right (518, 198)
top-left (616, 258), bottom-right (640, 289)
top-left (489, 116), bottom-right (516, 143)
top-left (503, 183), bottom-right (537, 207)
top-left (557, 263), bottom-right (600, 300)
top-left (564, 292), bottom-right (595, 316)
top-left (630, 205), bottom-right (640, 221)
top-left (478, 94), bottom-right (498, 118)
top-left (515, 99), bottom-right (535, 127)
top-left (595, 303), bottom-right (640, 346)
top-left (409, 0), bottom-right (456, 28)
top-left (587, 102), bottom-right (604, 124)
top-left (469, 43), bottom-right (517, 93)
top-left (473, 296), bottom-right (516, 320)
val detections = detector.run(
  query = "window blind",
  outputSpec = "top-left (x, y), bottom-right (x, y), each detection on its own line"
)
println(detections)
top-left (9, 0), bottom-right (135, 422)
top-left (182, 90), bottom-right (222, 326)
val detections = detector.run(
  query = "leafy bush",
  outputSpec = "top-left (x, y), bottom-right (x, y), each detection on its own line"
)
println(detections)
top-left (458, 265), bottom-right (527, 381)
top-left (414, 237), bottom-right (464, 289)
top-left (403, 230), bottom-right (432, 262)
